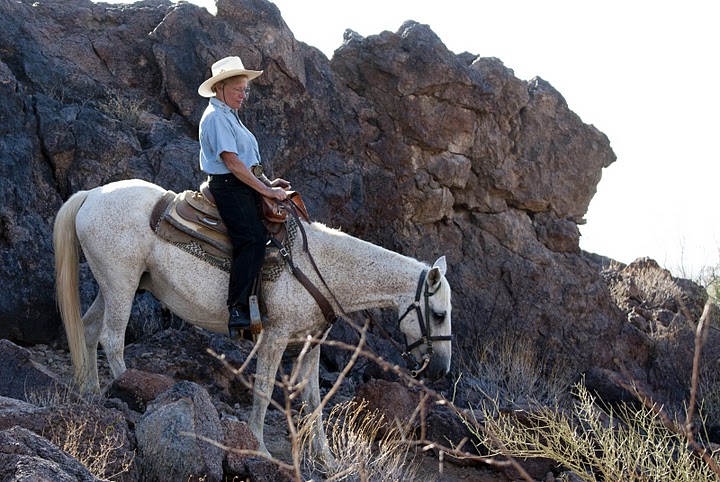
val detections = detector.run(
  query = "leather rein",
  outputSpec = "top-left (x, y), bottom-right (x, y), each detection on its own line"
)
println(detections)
top-left (271, 200), bottom-right (452, 377)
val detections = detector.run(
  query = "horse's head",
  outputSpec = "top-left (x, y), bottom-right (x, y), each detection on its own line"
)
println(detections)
top-left (398, 256), bottom-right (453, 381)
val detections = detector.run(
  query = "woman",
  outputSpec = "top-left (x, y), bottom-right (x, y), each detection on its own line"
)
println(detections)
top-left (198, 56), bottom-right (290, 335)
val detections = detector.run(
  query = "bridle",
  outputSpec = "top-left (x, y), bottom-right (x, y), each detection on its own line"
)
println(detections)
top-left (366, 269), bottom-right (453, 377)
top-left (275, 200), bottom-right (452, 377)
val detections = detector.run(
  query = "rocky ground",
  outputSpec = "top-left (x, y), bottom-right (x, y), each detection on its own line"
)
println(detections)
top-left (20, 330), bottom-right (527, 482)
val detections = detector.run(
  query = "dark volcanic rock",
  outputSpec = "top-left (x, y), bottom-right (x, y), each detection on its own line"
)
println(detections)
top-left (108, 368), bottom-right (176, 412)
top-left (136, 381), bottom-right (224, 482)
top-left (0, 395), bottom-right (137, 481)
top-left (0, 426), bottom-right (102, 482)
top-left (0, 339), bottom-right (67, 401)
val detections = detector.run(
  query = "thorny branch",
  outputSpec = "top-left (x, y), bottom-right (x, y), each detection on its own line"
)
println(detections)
top-left (208, 319), bottom-right (536, 482)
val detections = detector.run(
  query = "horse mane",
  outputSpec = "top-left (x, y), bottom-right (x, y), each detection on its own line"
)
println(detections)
top-left (305, 221), bottom-right (430, 270)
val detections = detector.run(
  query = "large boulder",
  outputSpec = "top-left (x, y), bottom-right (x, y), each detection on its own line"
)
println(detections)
top-left (136, 381), bottom-right (225, 482)
top-left (0, 426), bottom-right (102, 482)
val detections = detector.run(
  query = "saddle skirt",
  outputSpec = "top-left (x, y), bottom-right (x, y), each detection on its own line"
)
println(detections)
top-left (149, 188), bottom-right (294, 280)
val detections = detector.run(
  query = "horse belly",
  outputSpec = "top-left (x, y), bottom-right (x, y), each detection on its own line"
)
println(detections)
top-left (144, 241), bottom-right (228, 332)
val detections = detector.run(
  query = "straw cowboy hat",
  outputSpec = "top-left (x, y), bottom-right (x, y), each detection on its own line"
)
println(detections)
top-left (198, 56), bottom-right (263, 97)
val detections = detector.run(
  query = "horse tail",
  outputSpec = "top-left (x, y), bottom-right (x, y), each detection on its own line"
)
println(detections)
top-left (53, 190), bottom-right (90, 387)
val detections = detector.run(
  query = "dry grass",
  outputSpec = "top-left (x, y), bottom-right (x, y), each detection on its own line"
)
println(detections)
top-left (25, 382), bottom-right (82, 408)
top-left (301, 399), bottom-right (420, 481)
top-left (461, 300), bottom-right (720, 482)
top-left (98, 90), bottom-right (145, 128)
top-left (24, 384), bottom-right (134, 480)
top-left (50, 413), bottom-right (134, 480)
top-left (476, 382), bottom-right (720, 482)
top-left (460, 335), bottom-right (572, 411)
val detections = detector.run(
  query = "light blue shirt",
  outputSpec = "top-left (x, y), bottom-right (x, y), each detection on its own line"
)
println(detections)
top-left (198, 98), bottom-right (261, 174)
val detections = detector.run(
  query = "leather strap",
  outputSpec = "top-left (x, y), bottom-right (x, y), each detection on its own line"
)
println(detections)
top-left (269, 236), bottom-right (338, 326)
top-left (282, 202), bottom-right (352, 322)
top-left (150, 191), bottom-right (176, 231)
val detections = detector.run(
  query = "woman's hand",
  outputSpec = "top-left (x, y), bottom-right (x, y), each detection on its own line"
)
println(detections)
top-left (266, 186), bottom-right (288, 201)
top-left (271, 178), bottom-right (291, 189)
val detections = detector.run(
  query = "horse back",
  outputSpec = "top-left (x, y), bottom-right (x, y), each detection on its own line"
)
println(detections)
top-left (74, 179), bottom-right (166, 265)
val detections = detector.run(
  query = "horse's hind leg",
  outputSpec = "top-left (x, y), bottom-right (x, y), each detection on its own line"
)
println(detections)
top-left (97, 286), bottom-right (137, 381)
top-left (79, 292), bottom-right (105, 392)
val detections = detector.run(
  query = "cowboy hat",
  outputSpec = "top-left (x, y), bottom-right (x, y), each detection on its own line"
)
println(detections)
top-left (198, 56), bottom-right (263, 98)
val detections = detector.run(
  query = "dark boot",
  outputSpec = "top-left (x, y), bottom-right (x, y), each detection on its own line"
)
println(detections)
top-left (228, 307), bottom-right (252, 338)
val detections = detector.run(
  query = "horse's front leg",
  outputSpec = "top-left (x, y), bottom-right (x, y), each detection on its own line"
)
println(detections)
top-left (296, 343), bottom-right (335, 466)
top-left (248, 333), bottom-right (286, 457)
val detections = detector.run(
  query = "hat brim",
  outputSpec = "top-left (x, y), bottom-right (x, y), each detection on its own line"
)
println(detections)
top-left (198, 68), bottom-right (263, 97)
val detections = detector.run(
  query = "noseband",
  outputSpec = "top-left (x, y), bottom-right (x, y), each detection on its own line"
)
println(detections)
top-left (394, 269), bottom-right (453, 376)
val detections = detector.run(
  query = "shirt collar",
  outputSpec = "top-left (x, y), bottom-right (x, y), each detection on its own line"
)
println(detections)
top-left (209, 97), bottom-right (236, 115)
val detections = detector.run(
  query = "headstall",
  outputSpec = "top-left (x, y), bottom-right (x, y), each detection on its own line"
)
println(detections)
top-left (365, 269), bottom-right (453, 377)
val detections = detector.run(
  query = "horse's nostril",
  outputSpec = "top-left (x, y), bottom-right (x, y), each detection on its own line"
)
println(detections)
top-left (436, 369), bottom-right (446, 380)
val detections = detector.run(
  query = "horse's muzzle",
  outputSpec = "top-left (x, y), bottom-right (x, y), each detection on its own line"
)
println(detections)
top-left (424, 355), bottom-right (450, 381)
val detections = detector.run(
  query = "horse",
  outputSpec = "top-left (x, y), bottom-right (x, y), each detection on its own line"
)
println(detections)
top-left (53, 178), bottom-right (453, 460)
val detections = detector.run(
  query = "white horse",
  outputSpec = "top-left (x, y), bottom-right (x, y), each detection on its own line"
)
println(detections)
top-left (53, 179), bottom-right (453, 459)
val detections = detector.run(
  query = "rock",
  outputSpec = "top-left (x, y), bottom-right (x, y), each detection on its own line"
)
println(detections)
top-left (0, 340), bottom-right (68, 402)
top-left (424, 403), bottom-right (481, 456)
top-left (0, 399), bottom-right (137, 481)
top-left (220, 416), bottom-right (259, 474)
top-left (583, 367), bottom-right (637, 406)
top-left (108, 368), bottom-right (175, 412)
top-left (136, 381), bottom-right (225, 482)
top-left (243, 458), bottom-right (294, 482)
top-left (354, 379), bottom-right (421, 431)
top-left (0, 426), bottom-right (102, 481)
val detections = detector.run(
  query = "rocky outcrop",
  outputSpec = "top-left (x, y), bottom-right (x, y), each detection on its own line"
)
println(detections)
top-left (598, 258), bottom-right (719, 402)
top-left (0, 0), bottom-right (713, 447)
top-left (0, 0), bottom-right (623, 375)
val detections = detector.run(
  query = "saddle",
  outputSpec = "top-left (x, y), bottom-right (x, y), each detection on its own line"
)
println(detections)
top-left (149, 182), bottom-right (306, 278)
top-left (150, 182), bottom-right (339, 334)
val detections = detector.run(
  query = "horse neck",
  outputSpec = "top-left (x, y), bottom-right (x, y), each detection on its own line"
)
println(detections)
top-left (305, 224), bottom-right (426, 313)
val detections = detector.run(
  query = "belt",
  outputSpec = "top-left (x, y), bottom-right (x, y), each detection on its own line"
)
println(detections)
top-left (207, 173), bottom-right (234, 180)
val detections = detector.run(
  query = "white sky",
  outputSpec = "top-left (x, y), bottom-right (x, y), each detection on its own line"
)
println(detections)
top-left (106, 0), bottom-right (720, 279)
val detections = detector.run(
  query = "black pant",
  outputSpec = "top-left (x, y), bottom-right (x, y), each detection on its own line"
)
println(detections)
top-left (208, 174), bottom-right (267, 312)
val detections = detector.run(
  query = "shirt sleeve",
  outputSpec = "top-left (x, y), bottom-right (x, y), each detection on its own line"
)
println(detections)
top-left (203, 114), bottom-right (238, 159)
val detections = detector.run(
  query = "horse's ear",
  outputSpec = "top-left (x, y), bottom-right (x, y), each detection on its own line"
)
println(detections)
top-left (432, 256), bottom-right (447, 276)
top-left (427, 266), bottom-right (442, 290)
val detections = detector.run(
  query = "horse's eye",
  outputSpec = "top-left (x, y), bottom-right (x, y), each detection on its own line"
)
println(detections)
top-left (432, 311), bottom-right (446, 323)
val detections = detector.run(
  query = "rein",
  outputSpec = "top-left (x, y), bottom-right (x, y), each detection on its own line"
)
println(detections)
top-left (270, 199), bottom-right (339, 327)
top-left (272, 200), bottom-right (452, 376)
